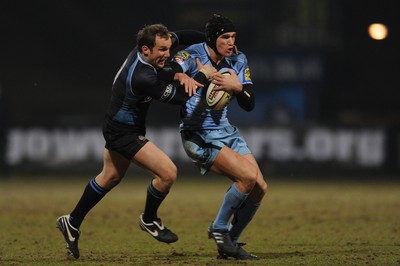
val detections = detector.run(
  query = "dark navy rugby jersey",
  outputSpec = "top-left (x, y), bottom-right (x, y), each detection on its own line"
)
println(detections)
top-left (105, 31), bottom-right (205, 130)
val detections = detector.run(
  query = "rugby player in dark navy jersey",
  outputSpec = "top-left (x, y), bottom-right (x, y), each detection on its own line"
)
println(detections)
top-left (56, 24), bottom-right (216, 259)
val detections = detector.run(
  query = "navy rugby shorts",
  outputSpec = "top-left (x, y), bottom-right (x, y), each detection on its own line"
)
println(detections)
top-left (180, 125), bottom-right (251, 175)
top-left (102, 119), bottom-right (149, 160)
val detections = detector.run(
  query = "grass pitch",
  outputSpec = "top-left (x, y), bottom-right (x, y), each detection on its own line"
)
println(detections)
top-left (0, 175), bottom-right (399, 265)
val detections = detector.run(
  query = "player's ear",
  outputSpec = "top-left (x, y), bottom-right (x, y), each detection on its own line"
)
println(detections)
top-left (142, 46), bottom-right (150, 56)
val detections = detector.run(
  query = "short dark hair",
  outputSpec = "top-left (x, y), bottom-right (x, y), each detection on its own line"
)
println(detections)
top-left (137, 24), bottom-right (170, 52)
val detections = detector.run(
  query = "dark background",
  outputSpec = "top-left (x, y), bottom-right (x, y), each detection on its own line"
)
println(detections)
top-left (1, 0), bottom-right (399, 176)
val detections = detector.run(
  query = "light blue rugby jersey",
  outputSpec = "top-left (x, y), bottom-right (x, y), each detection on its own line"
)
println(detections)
top-left (173, 42), bottom-right (252, 130)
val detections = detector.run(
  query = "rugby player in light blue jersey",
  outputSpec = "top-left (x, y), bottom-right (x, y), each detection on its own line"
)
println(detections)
top-left (170, 14), bottom-right (268, 260)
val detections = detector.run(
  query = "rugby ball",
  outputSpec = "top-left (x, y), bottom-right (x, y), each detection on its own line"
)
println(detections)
top-left (206, 72), bottom-right (233, 110)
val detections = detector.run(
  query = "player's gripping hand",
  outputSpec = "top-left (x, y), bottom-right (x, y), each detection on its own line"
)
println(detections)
top-left (174, 72), bottom-right (203, 97)
top-left (196, 58), bottom-right (217, 79)
top-left (211, 69), bottom-right (242, 94)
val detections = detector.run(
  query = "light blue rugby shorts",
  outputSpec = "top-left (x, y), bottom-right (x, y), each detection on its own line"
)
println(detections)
top-left (180, 125), bottom-right (251, 175)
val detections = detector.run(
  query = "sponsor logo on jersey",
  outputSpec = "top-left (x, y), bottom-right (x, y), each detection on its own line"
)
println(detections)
top-left (244, 67), bottom-right (251, 81)
top-left (141, 96), bottom-right (153, 103)
top-left (160, 84), bottom-right (173, 101)
top-left (174, 51), bottom-right (190, 64)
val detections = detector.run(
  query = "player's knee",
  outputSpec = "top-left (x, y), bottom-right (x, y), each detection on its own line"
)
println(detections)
top-left (108, 177), bottom-right (122, 188)
top-left (241, 168), bottom-right (258, 192)
top-left (259, 178), bottom-right (268, 196)
top-left (100, 172), bottom-right (124, 189)
top-left (247, 175), bottom-right (267, 202)
top-left (160, 165), bottom-right (177, 186)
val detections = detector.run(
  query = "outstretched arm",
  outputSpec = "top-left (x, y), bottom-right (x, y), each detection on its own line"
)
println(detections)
top-left (171, 30), bottom-right (205, 47)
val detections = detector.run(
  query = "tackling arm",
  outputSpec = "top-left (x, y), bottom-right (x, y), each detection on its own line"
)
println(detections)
top-left (171, 30), bottom-right (205, 46)
top-left (141, 69), bottom-right (209, 106)
top-left (158, 30), bottom-right (205, 82)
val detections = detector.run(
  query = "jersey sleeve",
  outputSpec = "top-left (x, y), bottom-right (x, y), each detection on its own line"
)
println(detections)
top-left (171, 30), bottom-right (205, 47)
top-left (156, 65), bottom-right (179, 83)
top-left (156, 31), bottom-right (205, 82)
top-left (236, 84), bottom-right (255, 111)
top-left (171, 49), bottom-right (198, 75)
top-left (134, 67), bottom-right (188, 105)
top-left (235, 52), bottom-right (253, 85)
top-left (234, 52), bottom-right (255, 111)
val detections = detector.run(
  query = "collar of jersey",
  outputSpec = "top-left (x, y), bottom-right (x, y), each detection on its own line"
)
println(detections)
top-left (137, 51), bottom-right (157, 73)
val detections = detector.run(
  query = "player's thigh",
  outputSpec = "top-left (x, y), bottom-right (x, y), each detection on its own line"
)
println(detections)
top-left (96, 148), bottom-right (130, 188)
top-left (242, 153), bottom-right (264, 181)
top-left (103, 148), bottom-right (130, 175)
top-left (132, 141), bottom-right (177, 178)
top-left (211, 146), bottom-right (258, 182)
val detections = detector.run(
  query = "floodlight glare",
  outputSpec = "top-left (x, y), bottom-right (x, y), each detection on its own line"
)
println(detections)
top-left (368, 23), bottom-right (388, 40)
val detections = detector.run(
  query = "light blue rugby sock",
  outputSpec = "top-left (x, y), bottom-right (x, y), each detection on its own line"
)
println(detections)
top-left (213, 183), bottom-right (248, 231)
top-left (229, 197), bottom-right (260, 246)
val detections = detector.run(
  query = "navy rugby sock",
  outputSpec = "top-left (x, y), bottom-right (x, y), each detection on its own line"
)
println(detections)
top-left (69, 178), bottom-right (109, 228)
top-left (143, 180), bottom-right (168, 223)
top-left (213, 183), bottom-right (248, 231)
top-left (229, 197), bottom-right (260, 246)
